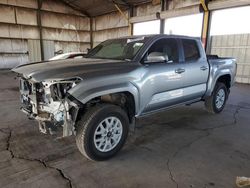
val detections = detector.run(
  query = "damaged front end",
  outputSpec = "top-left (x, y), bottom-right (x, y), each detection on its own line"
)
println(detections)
top-left (19, 77), bottom-right (82, 137)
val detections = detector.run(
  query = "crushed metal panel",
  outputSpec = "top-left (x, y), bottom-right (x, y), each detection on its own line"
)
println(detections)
top-left (28, 39), bottom-right (41, 62)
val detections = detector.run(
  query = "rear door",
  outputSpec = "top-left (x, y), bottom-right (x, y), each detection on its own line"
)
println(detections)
top-left (180, 39), bottom-right (209, 100)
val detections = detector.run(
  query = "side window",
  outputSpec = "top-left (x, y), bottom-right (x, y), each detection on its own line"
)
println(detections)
top-left (182, 39), bottom-right (200, 62)
top-left (144, 38), bottom-right (179, 63)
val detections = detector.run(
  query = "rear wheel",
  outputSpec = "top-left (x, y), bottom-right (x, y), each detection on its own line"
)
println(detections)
top-left (75, 104), bottom-right (129, 161)
top-left (205, 82), bottom-right (228, 113)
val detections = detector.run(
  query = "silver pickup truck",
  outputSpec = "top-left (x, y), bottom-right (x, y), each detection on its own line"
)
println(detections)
top-left (13, 35), bottom-right (236, 161)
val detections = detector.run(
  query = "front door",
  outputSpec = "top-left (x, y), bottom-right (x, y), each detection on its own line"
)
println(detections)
top-left (138, 38), bottom-right (186, 115)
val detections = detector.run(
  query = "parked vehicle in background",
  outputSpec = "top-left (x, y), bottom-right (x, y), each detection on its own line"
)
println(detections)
top-left (49, 52), bottom-right (87, 61)
top-left (13, 34), bottom-right (237, 161)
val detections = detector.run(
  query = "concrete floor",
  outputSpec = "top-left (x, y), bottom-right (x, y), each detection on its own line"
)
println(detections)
top-left (0, 70), bottom-right (250, 188)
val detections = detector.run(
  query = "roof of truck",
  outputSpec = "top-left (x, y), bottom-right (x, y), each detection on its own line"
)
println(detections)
top-left (107, 34), bottom-right (201, 42)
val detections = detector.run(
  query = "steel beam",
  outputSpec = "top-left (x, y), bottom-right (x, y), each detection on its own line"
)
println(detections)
top-left (129, 5), bottom-right (135, 35)
top-left (37, 0), bottom-right (44, 61)
top-left (114, 3), bottom-right (132, 36)
top-left (160, 0), bottom-right (165, 34)
top-left (0, 3), bottom-right (87, 18)
top-left (60, 0), bottom-right (90, 17)
top-left (200, 0), bottom-right (210, 51)
top-left (90, 17), bottom-right (93, 49)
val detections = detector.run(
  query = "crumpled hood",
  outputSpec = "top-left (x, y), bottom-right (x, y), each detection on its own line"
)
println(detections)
top-left (12, 58), bottom-right (140, 82)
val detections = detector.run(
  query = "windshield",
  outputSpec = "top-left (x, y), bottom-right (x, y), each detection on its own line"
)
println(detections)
top-left (85, 37), bottom-right (147, 60)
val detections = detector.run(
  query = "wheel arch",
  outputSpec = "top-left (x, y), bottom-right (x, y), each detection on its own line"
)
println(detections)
top-left (216, 74), bottom-right (231, 89)
top-left (206, 73), bottom-right (232, 96)
top-left (71, 82), bottom-right (139, 123)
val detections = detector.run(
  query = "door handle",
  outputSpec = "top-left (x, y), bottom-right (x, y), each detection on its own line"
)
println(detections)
top-left (175, 68), bottom-right (185, 74)
top-left (200, 66), bottom-right (208, 71)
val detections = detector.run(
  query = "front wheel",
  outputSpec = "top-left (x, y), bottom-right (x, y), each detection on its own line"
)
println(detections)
top-left (205, 82), bottom-right (228, 113)
top-left (75, 104), bottom-right (129, 161)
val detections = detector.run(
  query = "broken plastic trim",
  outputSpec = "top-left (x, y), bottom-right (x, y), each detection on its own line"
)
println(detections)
top-left (67, 94), bottom-right (84, 108)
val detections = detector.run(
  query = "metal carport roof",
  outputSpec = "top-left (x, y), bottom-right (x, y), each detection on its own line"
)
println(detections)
top-left (61, 0), bottom-right (152, 17)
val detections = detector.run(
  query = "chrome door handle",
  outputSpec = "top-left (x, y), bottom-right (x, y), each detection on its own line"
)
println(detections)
top-left (200, 66), bottom-right (208, 71)
top-left (175, 68), bottom-right (185, 74)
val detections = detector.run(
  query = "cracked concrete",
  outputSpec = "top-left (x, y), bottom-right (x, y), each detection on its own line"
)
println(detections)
top-left (167, 157), bottom-right (179, 188)
top-left (166, 132), bottom-right (210, 188)
top-left (6, 128), bottom-right (14, 158)
top-left (164, 106), bottom-right (242, 188)
top-left (1, 127), bottom-right (73, 188)
top-left (1, 70), bottom-right (250, 188)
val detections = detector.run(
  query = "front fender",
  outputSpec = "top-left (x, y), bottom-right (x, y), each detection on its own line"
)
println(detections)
top-left (69, 82), bottom-right (140, 114)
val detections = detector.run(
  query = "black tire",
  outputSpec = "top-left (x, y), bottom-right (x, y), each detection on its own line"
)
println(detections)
top-left (205, 82), bottom-right (228, 114)
top-left (75, 104), bottom-right (129, 161)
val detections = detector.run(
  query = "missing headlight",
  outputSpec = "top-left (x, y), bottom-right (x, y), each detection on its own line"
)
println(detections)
top-left (49, 78), bottom-right (82, 101)
top-left (50, 83), bottom-right (74, 100)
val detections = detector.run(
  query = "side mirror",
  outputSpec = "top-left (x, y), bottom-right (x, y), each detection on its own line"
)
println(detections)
top-left (145, 52), bottom-right (169, 63)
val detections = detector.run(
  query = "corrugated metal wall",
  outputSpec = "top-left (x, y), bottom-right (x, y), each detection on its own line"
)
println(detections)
top-left (43, 40), bottom-right (55, 60)
top-left (210, 34), bottom-right (250, 84)
top-left (92, 11), bottom-right (129, 47)
top-left (0, 38), bottom-right (29, 68)
top-left (0, 0), bottom-right (90, 68)
top-left (1, 0), bottom-right (250, 87)
top-left (28, 40), bottom-right (41, 62)
top-left (91, 3), bottom-right (161, 47)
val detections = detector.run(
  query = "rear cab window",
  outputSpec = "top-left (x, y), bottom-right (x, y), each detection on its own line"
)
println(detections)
top-left (182, 39), bottom-right (200, 62)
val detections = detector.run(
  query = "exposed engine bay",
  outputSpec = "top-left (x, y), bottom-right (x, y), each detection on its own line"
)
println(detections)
top-left (19, 77), bottom-right (82, 137)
